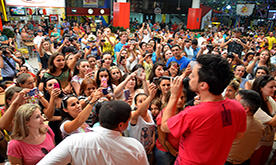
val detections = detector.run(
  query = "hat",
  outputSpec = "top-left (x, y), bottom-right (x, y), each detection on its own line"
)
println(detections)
top-left (88, 36), bottom-right (97, 42)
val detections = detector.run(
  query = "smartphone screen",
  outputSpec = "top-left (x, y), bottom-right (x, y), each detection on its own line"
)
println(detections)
top-left (124, 90), bottom-right (130, 100)
top-left (53, 83), bottom-right (60, 89)
top-left (26, 88), bottom-right (39, 104)
top-left (102, 88), bottom-right (109, 95)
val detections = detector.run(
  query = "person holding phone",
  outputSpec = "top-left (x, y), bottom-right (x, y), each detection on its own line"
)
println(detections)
top-left (114, 71), bottom-right (147, 105)
top-left (114, 32), bottom-right (128, 59)
top-left (60, 91), bottom-right (102, 138)
top-left (128, 84), bottom-right (157, 162)
top-left (126, 39), bottom-right (142, 71)
top-left (78, 78), bottom-right (97, 109)
top-left (246, 49), bottom-right (273, 75)
top-left (101, 27), bottom-right (116, 57)
top-left (42, 78), bottom-right (63, 144)
top-left (95, 68), bottom-right (114, 98)
top-left (71, 59), bottom-right (94, 95)
top-left (101, 52), bottom-right (113, 70)
top-left (16, 73), bottom-right (48, 106)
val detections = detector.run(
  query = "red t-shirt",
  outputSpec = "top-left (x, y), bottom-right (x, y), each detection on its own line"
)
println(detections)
top-left (156, 108), bottom-right (180, 152)
top-left (167, 98), bottom-right (246, 165)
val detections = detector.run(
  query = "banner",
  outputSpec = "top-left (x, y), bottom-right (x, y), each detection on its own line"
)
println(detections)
top-left (161, 14), bottom-right (166, 23)
top-left (5, 0), bottom-right (65, 8)
top-left (236, 4), bottom-right (255, 16)
top-left (201, 9), bottom-right (212, 30)
top-left (83, 0), bottom-right (97, 7)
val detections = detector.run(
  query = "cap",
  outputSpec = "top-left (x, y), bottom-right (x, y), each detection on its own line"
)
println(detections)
top-left (88, 36), bottom-right (97, 42)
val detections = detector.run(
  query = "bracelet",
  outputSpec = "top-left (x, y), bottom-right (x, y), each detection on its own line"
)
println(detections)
top-left (88, 101), bottom-right (95, 106)
top-left (84, 96), bottom-right (91, 104)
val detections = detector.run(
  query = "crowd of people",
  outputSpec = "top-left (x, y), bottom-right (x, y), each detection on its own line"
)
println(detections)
top-left (0, 18), bottom-right (275, 165)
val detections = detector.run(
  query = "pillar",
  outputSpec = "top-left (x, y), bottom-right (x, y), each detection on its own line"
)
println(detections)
top-left (113, 2), bottom-right (130, 29)
top-left (187, 0), bottom-right (201, 30)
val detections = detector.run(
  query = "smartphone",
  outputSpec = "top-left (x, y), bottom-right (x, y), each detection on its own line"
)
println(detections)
top-left (137, 68), bottom-right (143, 77)
top-left (102, 88), bottom-right (109, 95)
top-left (27, 88), bottom-right (38, 97)
top-left (53, 83), bottom-right (60, 89)
top-left (26, 88), bottom-right (39, 104)
top-left (101, 77), bottom-right (108, 88)
top-left (153, 77), bottom-right (159, 85)
top-left (124, 89), bottom-right (130, 101)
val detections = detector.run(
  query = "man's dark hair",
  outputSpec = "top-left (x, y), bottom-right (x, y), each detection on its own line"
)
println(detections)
top-left (171, 45), bottom-right (181, 50)
top-left (192, 39), bottom-right (198, 45)
top-left (197, 54), bottom-right (234, 95)
top-left (237, 90), bottom-right (261, 114)
top-left (99, 101), bottom-right (131, 130)
top-left (233, 64), bottom-right (245, 71)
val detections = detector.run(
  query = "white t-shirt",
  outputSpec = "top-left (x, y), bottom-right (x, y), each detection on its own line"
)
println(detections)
top-left (33, 35), bottom-right (45, 49)
top-left (141, 33), bottom-right (151, 43)
top-left (128, 110), bottom-right (156, 151)
top-left (38, 126), bottom-right (149, 165)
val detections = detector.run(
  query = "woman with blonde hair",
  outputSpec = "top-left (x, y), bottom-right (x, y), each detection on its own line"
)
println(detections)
top-left (7, 104), bottom-right (55, 165)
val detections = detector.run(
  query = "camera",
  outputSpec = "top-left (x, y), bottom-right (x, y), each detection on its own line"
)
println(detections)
top-left (227, 52), bottom-right (234, 59)
top-left (69, 36), bottom-right (77, 42)
top-left (206, 44), bottom-right (214, 51)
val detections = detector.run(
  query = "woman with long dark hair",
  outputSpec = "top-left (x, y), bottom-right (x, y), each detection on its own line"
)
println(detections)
top-left (39, 53), bottom-right (71, 93)
top-left (148, 62), bottom-right (165, 83)
top-left (60, 93), bottom-right (102, 138)
top-left (251, 75), bottom-right (276, 165)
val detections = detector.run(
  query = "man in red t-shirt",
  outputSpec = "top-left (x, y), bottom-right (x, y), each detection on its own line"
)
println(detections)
top-left (161, 54), bottom-right (247, 165)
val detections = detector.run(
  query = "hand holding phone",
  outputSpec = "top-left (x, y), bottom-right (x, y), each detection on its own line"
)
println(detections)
top-left (124, 89), bottom-right (130, 101)
top-left (102, 88), bottom-right (109, 95)
top-left (53, 83), bottom-right (60, 89)
top-left (27, 88), bottom-right (38, 97)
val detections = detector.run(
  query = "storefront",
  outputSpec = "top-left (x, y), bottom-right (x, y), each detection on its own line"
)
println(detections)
top-left (4, 0), bottom-right (65, 22)
top-left (66, 0), bottom-right (111, 26)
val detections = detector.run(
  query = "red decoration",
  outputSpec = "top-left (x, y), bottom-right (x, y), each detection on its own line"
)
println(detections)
top-left (43, 9), bottom-right (47, 15)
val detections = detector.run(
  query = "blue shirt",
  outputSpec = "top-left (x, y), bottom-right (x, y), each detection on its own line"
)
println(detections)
top-left (192, 47), bottom-right (201, 61)
top-left (114, 42), bottom-right (128, 53)
top-left (151, 52), bottom-right (157, 64)
top-left (166, 56), bottom-right (191, 71)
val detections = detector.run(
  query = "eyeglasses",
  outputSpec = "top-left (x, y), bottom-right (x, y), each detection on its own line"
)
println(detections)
top-left (62, 94), bottom-right (76, 102)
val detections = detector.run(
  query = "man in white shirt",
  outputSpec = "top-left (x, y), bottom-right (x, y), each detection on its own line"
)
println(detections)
top-left (38, 101), bottom-right (149, 165)
top-left (33, 30), bottom-right (45, 52)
